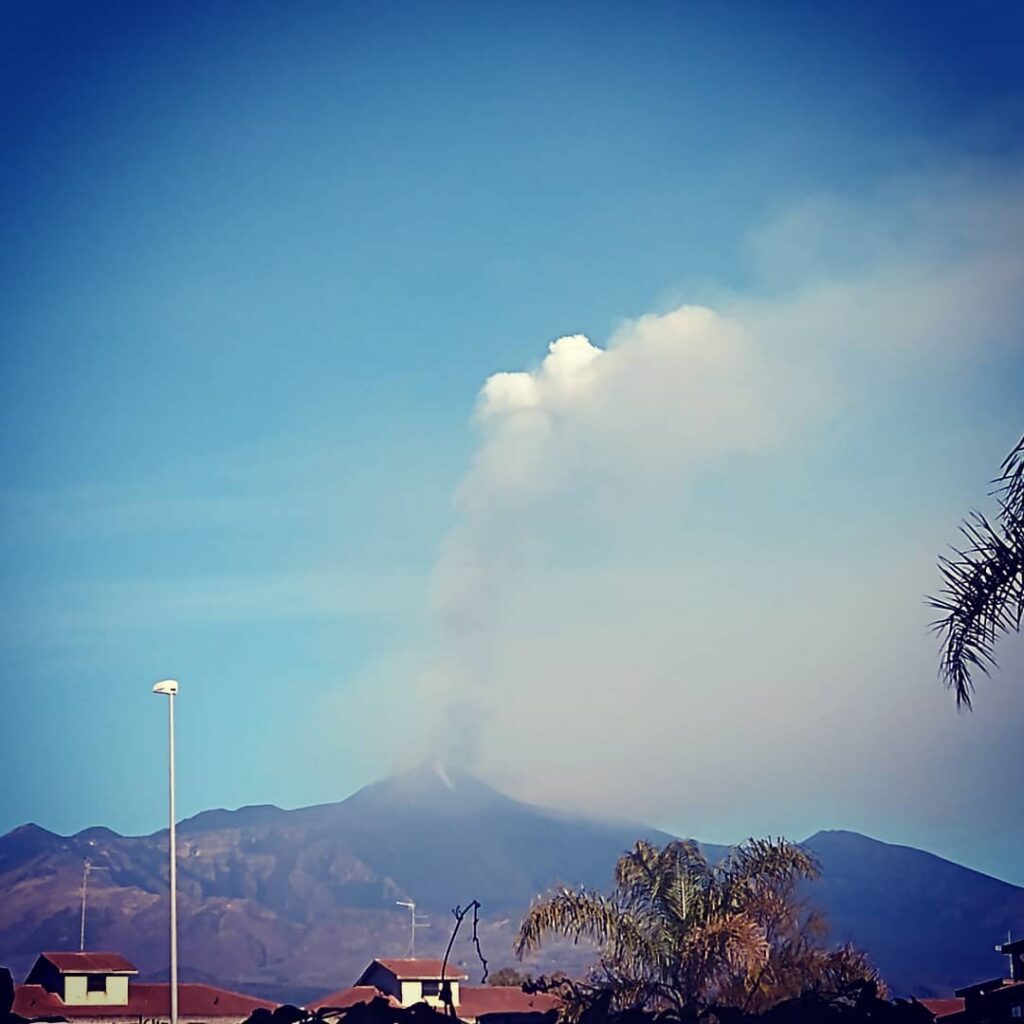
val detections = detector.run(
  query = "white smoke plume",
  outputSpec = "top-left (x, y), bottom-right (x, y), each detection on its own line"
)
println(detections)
top-left (418, 164), bottom-right (1024, 875)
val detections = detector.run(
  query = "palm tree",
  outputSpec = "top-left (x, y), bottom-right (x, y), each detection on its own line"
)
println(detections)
top-left (930, 434), bottom-right (1024, 708)
top-left (514, 838), bottom-right (878, 1017)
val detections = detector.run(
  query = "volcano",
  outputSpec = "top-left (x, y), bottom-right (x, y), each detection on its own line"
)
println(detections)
top-left (0, 763), bottom-right (1020, 1003)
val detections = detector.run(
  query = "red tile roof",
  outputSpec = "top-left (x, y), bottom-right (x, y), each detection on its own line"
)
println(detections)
top-left (13, 983), bottom-right (275, 1019)
top-left (458, 986), bottom-right (560, 1019)
top-left (306, 986), bottom-right (398, 1012)
top-left (918, 997), bottom-right (966, 1019)
top-left (372, 960), bottom-right (469, 981)
top-left (305, 983), bottom-right (559, 1020)
top-left (38, 953), bottom-right (138, 974)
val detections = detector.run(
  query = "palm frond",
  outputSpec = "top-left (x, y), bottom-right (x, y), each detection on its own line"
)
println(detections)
top-left (516, 837), bottom-right (875, 1016)
top-left (716, 838), bottom-right (818, 916)
top-left (514, 887), bottom-right (656, 972)
top-left (997, 434), bottom-right (1024, 522)
top-left (676, 913), bottom-right (770, 1000)
top-left (614, 840), bottom-right (707, 929)
top-left (930, 434), bottom-right (1024, 708)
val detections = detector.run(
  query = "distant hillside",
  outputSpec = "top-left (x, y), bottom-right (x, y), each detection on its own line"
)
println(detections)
top-left (803, 830), bottom-right (1023, 995)
top-left (0, 765), bottom-right (678, 1002)
top-left (0, 765), bottom-right (1020, 1003)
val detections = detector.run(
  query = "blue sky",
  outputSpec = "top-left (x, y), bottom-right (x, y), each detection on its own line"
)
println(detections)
top-left (1, 2), bottom-right (1022, 883)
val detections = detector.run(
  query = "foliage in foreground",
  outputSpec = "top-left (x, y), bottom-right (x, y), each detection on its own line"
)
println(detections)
top-left (546, 978), bottom-right (930, 1024)
top-left (930, 432), bottom-right (1024, 708)
top-left (239, 985), bottom-right (932, 1024)
top-left (487, 967), bottom-right (535, 987)
top-left (515, 838), bottom-right (881, 1019)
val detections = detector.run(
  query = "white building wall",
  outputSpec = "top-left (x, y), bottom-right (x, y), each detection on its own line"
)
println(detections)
top-left (400, 981), bottom-right (422, 1006)
top-left (62, 974), bottom-right (130, 1005)
top-left (106, 977), bottom-right (130, 1004)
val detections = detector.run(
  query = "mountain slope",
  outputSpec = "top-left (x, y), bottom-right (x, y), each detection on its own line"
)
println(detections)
top-left (0, 765), bottom-right (680, 1000)
top-left (294, 765), bottom-right (688, 913)
top-left (0, 766), bottom-right (1020, 1003)
top-left (804, 830), bottom-right (1024, 996)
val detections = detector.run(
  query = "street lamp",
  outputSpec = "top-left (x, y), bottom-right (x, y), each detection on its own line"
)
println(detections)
top-left (152, 679), bottom-right (179, 1024)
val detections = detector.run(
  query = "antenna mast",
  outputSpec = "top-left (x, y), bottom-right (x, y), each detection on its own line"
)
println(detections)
top-left (79, 860), bottom-right (90, 951)
top-left (395, 900), bottom-right (430, 956)
top-left (79, 859), bottom-right (109, 951)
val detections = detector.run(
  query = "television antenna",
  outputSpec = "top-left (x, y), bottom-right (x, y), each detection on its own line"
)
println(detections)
top-left (395, 900), bottom-right (430, 956)
top-left (79, 859), bottom-right (109, 951)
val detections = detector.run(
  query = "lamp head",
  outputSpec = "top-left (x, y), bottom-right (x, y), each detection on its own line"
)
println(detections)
top-left (152, 679), bottom-right (179, 696)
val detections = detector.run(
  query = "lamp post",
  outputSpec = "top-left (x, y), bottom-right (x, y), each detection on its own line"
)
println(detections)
top-left (152, 679), bottom-right (179, 1024)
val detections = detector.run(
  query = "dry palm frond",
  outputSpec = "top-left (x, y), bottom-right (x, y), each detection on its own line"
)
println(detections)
top-left (514, 837), bottom-right (873, 1017)
top-left (515, 887), bottom-right (657, 975)
top-left (715, 838), bottom-right (819, 918)
top-left (677, 913), bottom-right (770, 996)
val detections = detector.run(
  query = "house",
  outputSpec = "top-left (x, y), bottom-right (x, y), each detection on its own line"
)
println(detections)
top-left (309, 959), bottom-right (559, 1024)
top-left (919, 938), bottom-right (1024, 1024)
top-left (354, 960), bottom-right (468, 1011)
top-left (13, 952), bottom-right (275, 1024)
top-left (24, 953), bottom-right (137, 1007)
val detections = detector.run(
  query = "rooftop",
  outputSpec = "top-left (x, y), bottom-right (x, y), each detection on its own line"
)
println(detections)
top-left (372, 959), bottom-right (469, 981)
top-left (14, 983), bottom-right (275, 1019)
top-left (459, 986), bottom-right (560, 1018)
top-left (917, 997), bottom-right (965, 1019)
top-left (307, 987), bottom-right (400, 1012)
top-left (38, 953), bottom-right (138, 975)
top-left (305, 983), bottom-right (559, 1019)
top-left (955, 977), bottom-right (1019, 998)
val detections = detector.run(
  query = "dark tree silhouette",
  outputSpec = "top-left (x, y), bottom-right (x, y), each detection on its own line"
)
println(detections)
top-left (930, 434), bottom-right (1024, 707)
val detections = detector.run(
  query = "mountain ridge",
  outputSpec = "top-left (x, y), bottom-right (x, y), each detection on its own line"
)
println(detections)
top-left (804, 829), bottom-right (1024, 889)
top-left (1, 764), bottom-right (1021, 1004)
